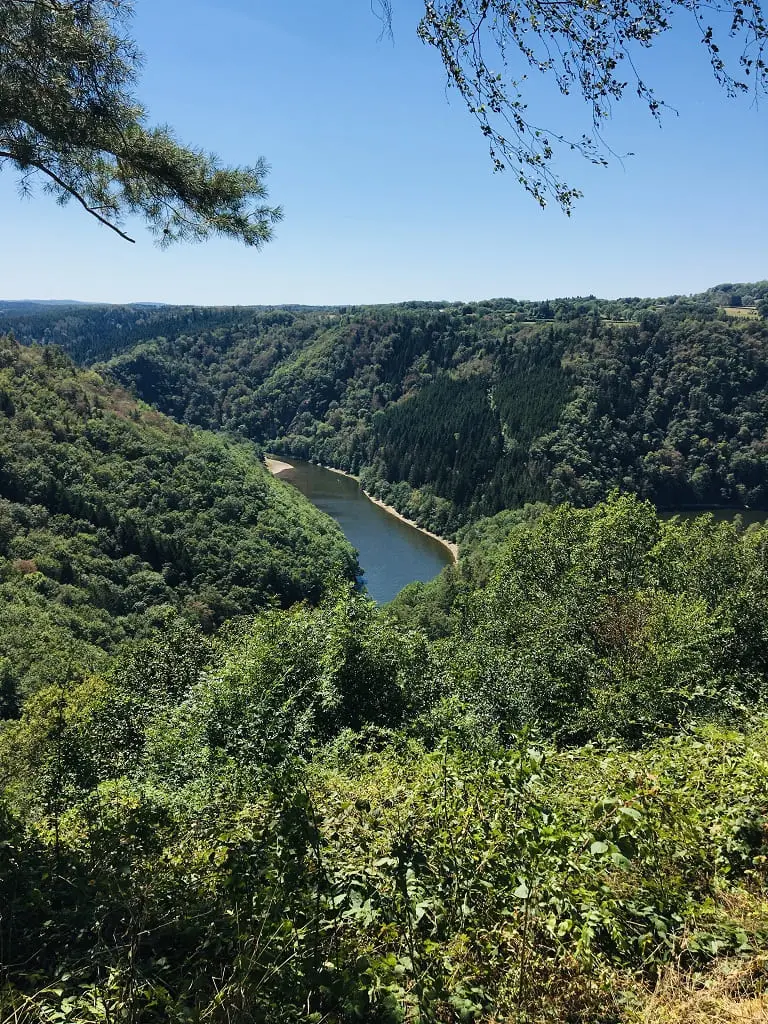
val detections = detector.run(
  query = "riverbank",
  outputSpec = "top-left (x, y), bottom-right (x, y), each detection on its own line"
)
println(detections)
top-left (264, 457), bottom-right (294, 476)
top-left (265, 456), bottom-right (459, 562)
top-left (364, 494), bottom-right (458, 562)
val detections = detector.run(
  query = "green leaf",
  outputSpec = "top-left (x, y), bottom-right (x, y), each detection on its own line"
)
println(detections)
top-left (619, 806), bottom-right (642, 822)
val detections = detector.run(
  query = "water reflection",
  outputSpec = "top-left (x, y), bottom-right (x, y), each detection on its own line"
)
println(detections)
top-left (273, 459), bottom-right (453, 604)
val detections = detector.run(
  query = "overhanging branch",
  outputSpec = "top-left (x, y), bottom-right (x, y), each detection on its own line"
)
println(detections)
top-left (0, 150), bottom-right (136, 243)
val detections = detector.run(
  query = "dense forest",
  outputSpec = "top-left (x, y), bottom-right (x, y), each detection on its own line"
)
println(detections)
top-left (3, 0), bottom-right (768, 1015)
top-left (2, 493), bottom-right (768, 1022)
top-left (3, 284), bottom-right (766, 538)
top-left (2, 288), bottom-right (768, 1022)
top-left (0, 337), bottom-right (356, 716)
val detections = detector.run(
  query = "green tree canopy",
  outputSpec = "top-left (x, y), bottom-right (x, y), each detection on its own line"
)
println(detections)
top-left (0, 0), bottom-right (282, 244)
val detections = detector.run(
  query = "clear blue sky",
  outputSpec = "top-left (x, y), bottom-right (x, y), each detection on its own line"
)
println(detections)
top-left (1, 0), bottom-right (766, 303)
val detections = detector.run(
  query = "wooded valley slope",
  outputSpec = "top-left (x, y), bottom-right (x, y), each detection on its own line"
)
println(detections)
top-left (3, 283), bottom-right (766, 538)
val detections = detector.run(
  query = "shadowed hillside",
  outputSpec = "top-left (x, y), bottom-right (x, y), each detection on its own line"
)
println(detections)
top-left (3, 286), bottom-right (767, 537)
top-left (0, 336), bottom-right (356, 713)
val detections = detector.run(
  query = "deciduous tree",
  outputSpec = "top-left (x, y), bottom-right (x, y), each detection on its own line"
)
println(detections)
top-left (384, 0), bottom-right (768, 211)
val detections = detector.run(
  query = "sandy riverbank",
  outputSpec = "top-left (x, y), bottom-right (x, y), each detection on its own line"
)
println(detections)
top-left (265, 456), bottom-right (459, 562)
top-left (264, 457), bottom-right (294, 476)
top-left (364, 494), bottom-right (458, 561)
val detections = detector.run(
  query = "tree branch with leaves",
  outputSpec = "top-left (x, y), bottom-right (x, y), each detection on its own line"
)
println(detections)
top-left (386, 0), bottom-right (768, 212)
top-left (0, 0), bottom-right (282, 244)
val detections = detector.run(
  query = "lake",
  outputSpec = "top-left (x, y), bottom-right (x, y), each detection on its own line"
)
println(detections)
top-left (268, 459), bottom-right (454, 604)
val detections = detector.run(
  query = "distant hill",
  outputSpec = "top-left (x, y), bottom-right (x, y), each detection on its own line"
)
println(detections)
top-left (2, 284), bottom-right (767, 536)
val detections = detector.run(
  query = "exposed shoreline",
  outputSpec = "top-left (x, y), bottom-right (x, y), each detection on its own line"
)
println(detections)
top-left (361, 492), bottom-right (459, 563)
top-left (264, 457), bottom-right (294, 476)
top-left (265, 456), bottom-right (459, 563)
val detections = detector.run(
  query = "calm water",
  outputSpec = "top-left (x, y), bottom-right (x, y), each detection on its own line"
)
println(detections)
top-left (661, 508), bottom-right (768, 527)
top-left (274, 458), bottom-right (767, 602)
top-left (274, 460), bottom-right (453, 604)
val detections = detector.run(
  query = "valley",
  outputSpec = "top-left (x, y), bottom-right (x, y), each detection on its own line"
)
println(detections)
top-left (266, 457), bottom-right (455, 603)
top-left (1, 285), bottom-right (768, 1024)
top-left (3, 283), bottom-right (768, 542)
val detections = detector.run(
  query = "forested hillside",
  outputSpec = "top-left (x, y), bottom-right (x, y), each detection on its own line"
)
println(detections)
top-left (3, 291), bottom-right (768, 1022)
top-left (0, 302), bottom-right (319, 365)
top-left (3, 285), bottom-right (766, 538)
top-left (0, 336), bottom-right (356, 714)
top-left (4, 0), bottom-right (768, 1015)
top-left (3, 495), bottom-right (768, 1022)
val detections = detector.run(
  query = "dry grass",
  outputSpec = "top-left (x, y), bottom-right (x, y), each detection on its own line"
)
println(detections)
top-left (722, 306), bottom-right (761, 319)
top-left (641, 956), bottom-right (768, 1023)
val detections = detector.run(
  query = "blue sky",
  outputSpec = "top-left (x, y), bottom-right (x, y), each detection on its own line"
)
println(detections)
top-left (1, 0), bottom-right (766, 303)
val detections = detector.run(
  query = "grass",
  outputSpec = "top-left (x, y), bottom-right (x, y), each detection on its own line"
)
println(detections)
top-left (722, 306), bottom-right (761, 320)
top-left (639, 956), bottom-right (767, 1023)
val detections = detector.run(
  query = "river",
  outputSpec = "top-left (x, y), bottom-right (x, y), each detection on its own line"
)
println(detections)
top-left (661, 508), bottom-right (768, 527)
top-left (268, 457), bottom-right (768, 602)
top-left (267, 458), bottom-right (454, 604)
